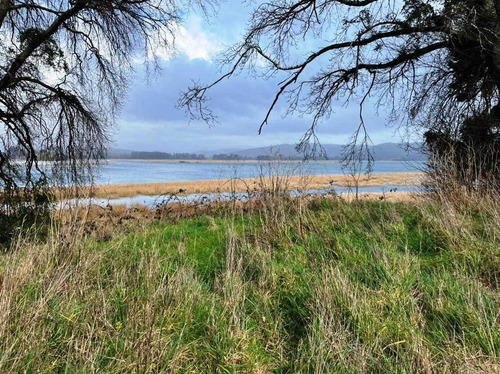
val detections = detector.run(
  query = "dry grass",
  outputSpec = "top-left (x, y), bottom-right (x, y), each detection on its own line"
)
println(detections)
top-left (54, 191), bottom-right (422, 244)
top-left (0, 188), bottom-right (497, 372)
top-left (55, 172), bottom-right (423, 199)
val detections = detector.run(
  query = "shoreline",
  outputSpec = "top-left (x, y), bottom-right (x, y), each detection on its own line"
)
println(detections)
top-left (105, 158), bottom-right (423, 164)
top-left (58, 172), bottom-right (424, 199)
top-left (105, 159), bottom-right (339, 164)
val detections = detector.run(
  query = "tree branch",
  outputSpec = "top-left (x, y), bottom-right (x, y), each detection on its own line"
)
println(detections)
top-left (0, 1), bottom-right (84, 91)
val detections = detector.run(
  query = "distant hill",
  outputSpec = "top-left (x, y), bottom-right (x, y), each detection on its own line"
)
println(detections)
top-left (372, 143), bottom-right (425, 161)
top-left (211, 143), bottom-right (426, 161)
top-left (197, 147), bottom-right (249, 158)
top-left (108, 143), bottom-right (426, 161)
top-left (107, 149), bottom-right (205, 160)
top-left (107, 148), bottom-right (135, 158)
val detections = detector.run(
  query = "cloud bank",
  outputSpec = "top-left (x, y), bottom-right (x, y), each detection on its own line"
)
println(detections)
top-left (115, 1), bottom-right (411, 153)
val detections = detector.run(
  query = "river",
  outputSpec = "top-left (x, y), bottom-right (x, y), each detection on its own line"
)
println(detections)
top-left (93, 160), bottom-right (424, 185)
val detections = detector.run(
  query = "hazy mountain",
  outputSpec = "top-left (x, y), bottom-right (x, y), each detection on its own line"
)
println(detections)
top-left (372, 143), bottom-right (426, 161)
top-left (235, 144), bottom-right (304, 159)
top-left (107, 148), bottom-right (135, 158)
top-left (211, 143), bottom-right (426, 161)
top-left (196, 147), bottom-right (253, 158)
top-left (109, 143), bottom-right (426, 161)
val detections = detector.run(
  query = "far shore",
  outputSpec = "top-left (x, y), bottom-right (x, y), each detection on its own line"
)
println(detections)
top-left (57, 172), bottom-right (424, 199)
top-left (105, 158), bottom-right (340, 164)
top-left (105, 158), bottom-right (423, 164)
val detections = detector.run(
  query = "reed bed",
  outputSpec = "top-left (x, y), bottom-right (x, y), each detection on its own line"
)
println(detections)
top-left (54, 172), bottom-right (423, 200)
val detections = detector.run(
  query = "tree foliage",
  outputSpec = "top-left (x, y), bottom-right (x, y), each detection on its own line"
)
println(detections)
top-left (181, 0), bottom-right (500, 186)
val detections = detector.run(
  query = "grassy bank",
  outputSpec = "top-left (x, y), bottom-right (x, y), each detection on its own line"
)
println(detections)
top-left (0, 193), bottom-right (498, 372)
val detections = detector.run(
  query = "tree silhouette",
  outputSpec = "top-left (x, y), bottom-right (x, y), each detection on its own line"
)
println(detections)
top-left (0, 0), bottom-right (215, 247)
top-left (181, 0), bottom-right (499, 186)
top-left (0, 0), bottom-right (215, 190)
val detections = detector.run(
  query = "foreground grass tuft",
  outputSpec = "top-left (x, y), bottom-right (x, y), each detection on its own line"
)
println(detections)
top-left (0, 195), bottom-right (498, 372)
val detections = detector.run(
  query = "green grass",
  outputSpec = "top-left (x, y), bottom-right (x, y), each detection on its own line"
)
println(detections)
top-left (0, 197), bottom-right (498, 372)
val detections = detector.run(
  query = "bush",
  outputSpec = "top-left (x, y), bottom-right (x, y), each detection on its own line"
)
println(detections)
top-left (0, 188), bottom-right (52, 250)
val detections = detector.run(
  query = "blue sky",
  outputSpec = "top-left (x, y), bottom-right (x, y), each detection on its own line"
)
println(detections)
top-left (114, 1), bottom-right (407, 153)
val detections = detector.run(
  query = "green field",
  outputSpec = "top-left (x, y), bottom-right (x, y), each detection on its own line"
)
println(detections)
top-left (0, 196), bottom-right (498, 372)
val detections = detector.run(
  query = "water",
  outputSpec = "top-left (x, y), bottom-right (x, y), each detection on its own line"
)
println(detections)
top-left (93, 160), bottom-right (423, 185)
top-left (62, 184), bottom-right (421, 209)
top-left (57, 160), bottom-right (423, 208)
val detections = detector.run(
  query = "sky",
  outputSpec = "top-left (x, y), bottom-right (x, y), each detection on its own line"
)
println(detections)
top-left (114, 1), bottom-right (409, 153)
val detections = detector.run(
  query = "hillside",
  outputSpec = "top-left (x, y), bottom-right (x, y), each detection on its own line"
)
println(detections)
top-left (113, 143), bottom-right (427, 161)
top-left (107, 148), bottom-right (134, 158)
top-left (226, 142), bottom-right (426, 161)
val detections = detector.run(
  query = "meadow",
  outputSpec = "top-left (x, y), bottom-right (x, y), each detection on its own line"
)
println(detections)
top-left (0, 186), bottom-right (498, 372)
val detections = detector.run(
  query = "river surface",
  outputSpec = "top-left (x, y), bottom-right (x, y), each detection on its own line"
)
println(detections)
top-left (62, 185), bottom-right (420, 209)
top-left (93, 160), bottom-right (424, 185)
top-left (56, 160), bottom-right (425, 208)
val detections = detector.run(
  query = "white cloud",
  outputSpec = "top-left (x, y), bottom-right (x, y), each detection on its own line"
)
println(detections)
top-left (151, 15), bottom-right (222, 63)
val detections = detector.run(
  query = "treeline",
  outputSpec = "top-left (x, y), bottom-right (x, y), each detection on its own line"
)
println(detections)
top-left (128, 152), bottom-right (206, 160)
top-left (120, 151), bottom-right (304, 161)
top-left (255, 155), bottom-right (301, 161)
top-left (212, 153), bottom-right (302, 161)
top-left (212, 154), bottom-right (248, 160)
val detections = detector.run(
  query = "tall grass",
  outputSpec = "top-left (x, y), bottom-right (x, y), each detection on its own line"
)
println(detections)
top-left (0, 174), bottom-right (498, 372)
top-left (425, 142), bottom-right (500, 193)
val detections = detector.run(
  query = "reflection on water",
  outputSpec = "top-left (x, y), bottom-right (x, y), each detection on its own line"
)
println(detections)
top-left (60, 184), bottom-right (420, 209)
top-left (93, 160), bottom-right (424, 185)
top-left (13, 160), bottom-right (424, 187)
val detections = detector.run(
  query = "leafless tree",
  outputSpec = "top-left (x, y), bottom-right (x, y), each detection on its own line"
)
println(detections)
top-left (0, 0), bottom-right (215, 193)
top-left (180, 0), bottom-right (500, 178)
